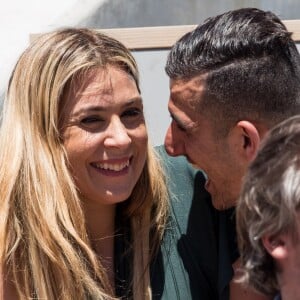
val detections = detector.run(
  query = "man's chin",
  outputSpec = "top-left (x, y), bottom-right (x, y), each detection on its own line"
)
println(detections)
top-left (186, 157), bottom-right (196, 166)
top-left (211, 197), bottom-right (236, 210)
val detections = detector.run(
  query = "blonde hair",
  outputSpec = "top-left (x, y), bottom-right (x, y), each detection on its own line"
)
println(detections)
top-left (0, 28), bottom-right (168, 299)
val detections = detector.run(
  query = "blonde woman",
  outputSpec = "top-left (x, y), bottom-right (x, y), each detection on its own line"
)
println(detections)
top-left (0, 28), bottom-right (168, 299)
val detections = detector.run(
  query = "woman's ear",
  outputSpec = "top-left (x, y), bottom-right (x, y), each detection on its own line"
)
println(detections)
top-left (234, 120), bottom-right (261, 162)
top-left (262, 234), bottom-right (288, 260)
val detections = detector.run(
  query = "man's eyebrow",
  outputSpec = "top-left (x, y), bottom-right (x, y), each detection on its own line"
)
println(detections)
top-left (170, 112), bottom-right (186, 130)
top-left (170, 91), bottom-right (183, 104)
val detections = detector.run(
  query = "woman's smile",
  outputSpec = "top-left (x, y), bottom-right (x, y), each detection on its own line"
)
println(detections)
top-left (91, 157), bottom-right (132, 175)
top-left (61, 66), bottom-right (148, 206)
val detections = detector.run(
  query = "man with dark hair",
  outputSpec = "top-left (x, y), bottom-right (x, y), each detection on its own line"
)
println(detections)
top-left (237, 115), bottom-right (300, 300)
top-left (165, 7), bottom-right (300, 210)
top-left (164, 7), bottom-right (300, 299)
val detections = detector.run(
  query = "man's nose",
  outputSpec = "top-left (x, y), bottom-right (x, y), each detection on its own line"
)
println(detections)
top-left (164, 123), bottom-right (184, 156)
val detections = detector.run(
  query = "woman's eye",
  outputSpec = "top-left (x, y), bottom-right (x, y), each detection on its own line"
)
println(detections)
top-left (81, 116), bottom-right (102, 124)
top-left (122, 108), bottom-right (142, 118)
top-left (80, 116), bottom-right (104, 130)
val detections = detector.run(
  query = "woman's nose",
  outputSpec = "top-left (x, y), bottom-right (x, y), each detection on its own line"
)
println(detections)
top-left (104, 117), bottom-right (131, 148)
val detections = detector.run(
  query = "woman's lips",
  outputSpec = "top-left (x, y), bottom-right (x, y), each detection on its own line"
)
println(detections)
top-left (91, 157), bottom-right (132, 176)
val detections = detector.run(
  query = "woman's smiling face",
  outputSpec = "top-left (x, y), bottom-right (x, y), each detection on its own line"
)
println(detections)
top-left (60, 66), bottom-right (148, 208)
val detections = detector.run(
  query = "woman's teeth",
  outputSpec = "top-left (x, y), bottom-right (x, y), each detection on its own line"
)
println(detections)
top-left (95, 160), bottom-right (130, 171)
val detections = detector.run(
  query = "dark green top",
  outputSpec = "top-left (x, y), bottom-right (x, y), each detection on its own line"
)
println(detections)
top-left (151, 146), bottom-right (238, 300)
top-left (114, 146), bottom-right (238, 299)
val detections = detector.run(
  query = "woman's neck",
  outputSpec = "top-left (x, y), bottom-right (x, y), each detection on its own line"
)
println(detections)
top-left (278, 265), bottom-right (300, 300)
top-left (84, 202), bottom-right (116, 286)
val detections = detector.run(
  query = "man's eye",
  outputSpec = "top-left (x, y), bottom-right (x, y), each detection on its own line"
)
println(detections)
top-left (171, 118), bottom-right (186, 132)
top-left (176, 123), bottom-right (186, 132)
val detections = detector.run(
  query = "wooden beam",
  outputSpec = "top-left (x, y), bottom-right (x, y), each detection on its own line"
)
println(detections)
top-left (31, 20), bottom-right (300, 50)
top-left (97, 25), bottom-right (196, 50)
top-left (283, 20), bottom-right (300, 42)
top-left (97, 20), bottom-right (300, 50)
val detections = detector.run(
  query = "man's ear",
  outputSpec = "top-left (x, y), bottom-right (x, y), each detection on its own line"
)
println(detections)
top-left (262, 234), bottom-right (288, 260)
top-left (234, 120), bottom-right (261, 162)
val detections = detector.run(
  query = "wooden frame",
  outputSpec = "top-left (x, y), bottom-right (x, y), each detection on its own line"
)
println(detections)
top-left (31, 20), bottom-right (300, 50)
top-left (97, 20), bottom-right (300, 50)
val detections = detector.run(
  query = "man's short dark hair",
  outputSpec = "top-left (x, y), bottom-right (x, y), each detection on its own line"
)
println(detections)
top-left (165, 8), bottom-right (300, 134)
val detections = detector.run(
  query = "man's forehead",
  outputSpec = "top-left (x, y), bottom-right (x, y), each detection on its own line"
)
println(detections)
top-left (170, 75), bottom-right (207, 108)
